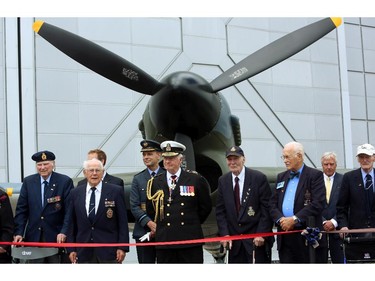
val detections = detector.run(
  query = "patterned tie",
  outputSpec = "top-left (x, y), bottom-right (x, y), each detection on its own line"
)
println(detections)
top-left (325, 177), bottom-right (331, 203)
top-left (171, 175), bottom-right (177, 184)
top-left (365, 174), bottom-right (373, 217)
top-left (168, 175), bottom-right (177, 203)
top-left (88, 187), bottom-right (96, 224)
top-left (151, 171), bottom-right (156, 178)
top-left (234, 177), bottom-right (240, 214)
top-left (42, 180), bottom-right (49, 207)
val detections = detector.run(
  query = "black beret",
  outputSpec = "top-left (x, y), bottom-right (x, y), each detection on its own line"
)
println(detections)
top-left (31, 150), bottom-right (56, 162)
top-left (140, 140), bottom-right (162, 152)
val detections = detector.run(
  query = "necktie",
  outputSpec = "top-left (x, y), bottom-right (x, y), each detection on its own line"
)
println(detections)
top-left (171, 175), bottom-right (177, 185)
top-left (234, 177), bottom-right (240, 214)
top-left (325, 177), bottom-right (331, 203)
top-left (151, 171), bottom-right (156, 178)
top-left (289, 171), bottom-right (300, 179)
top-left (168, 175), bottom-right (177, 203)
top-left (42, 180), bottom-right (49, 207)
top-left (88, 187), bottom-right (96, 223)
top-left (365, 174), bottom-right (373, 217)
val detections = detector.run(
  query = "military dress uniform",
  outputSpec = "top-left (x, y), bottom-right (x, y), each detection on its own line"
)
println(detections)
top-left (146, 141), bottom-right (212, 263)
top-left (130, 139), bottom-right (164, 263)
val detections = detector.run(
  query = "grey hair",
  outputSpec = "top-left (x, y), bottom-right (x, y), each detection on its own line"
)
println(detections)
top-left (321, 151), bottom-right (337, 163)
top-left (83, 158), bottom-right (104, 170)
top-left (285, 141), bottom-right (305, 155)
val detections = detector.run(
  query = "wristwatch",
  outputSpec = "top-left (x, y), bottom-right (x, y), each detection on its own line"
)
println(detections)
top-left (292, 215), bottom-right (299, 224)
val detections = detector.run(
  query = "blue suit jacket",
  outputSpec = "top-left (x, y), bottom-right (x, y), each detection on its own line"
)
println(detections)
top-left (68, 182), bottom-right (129, 262)
top-left (130, 167), bottom-right (164, 239)
top-left (14, 172), bottom-right (73, 242)
top-left (337, 168), bottom-right (375, 229)
top-left (216, 167), bottom-right (273, 255)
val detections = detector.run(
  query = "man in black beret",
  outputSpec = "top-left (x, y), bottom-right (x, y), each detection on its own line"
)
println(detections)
top-left (130, 140), bottom-right (164, 263)
top-left (13, 150), bottom-right (74, 263)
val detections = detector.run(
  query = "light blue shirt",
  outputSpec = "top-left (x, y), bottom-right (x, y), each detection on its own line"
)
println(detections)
top-left (282, 165), bottom-right (304, 217)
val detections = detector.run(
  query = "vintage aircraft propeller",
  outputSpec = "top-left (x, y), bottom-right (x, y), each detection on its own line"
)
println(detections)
top-left (32, 17), bottom-right (341, 197)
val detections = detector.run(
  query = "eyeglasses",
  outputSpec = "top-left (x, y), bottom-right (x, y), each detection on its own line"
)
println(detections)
top-left (86, 168), bottom-right (103, 174)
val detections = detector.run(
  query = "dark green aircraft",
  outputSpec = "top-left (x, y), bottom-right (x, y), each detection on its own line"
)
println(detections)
top-left (29, 17), bottom-right (342, 260)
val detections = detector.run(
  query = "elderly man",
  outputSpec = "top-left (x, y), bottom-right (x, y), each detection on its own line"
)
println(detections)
top-left (269, 141), bottom-right (326, 263)
top-left (146, 140), bottom-right (212, 263)
top-left (67, 158), bottom-right (129, 263)
top-left (216, 146), bottom-right (274, 263)
top-left (337, 143), bottom-right (375, 236)
top-left (320, 152), bottom-right (344, 263)
top-left (13, 150), bottom-right (74, 263)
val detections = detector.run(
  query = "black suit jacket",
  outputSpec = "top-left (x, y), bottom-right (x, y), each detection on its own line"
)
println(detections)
top-left (216, 167), bottom-right (273, 255)
top-left (322, 172), bottom-right (343, 222)
top-left (337, 168), bottom-right (375, 229)
top-left (269, 164), bottom-right (326, 249)
top-left (0, 189), bottom-right (14, 255)
top-left (77, 173), bottom-right (124, 188)
top-left (146, 170), bottom-right (212, 249)
top-left (67, 182), bottom-right (129, 262)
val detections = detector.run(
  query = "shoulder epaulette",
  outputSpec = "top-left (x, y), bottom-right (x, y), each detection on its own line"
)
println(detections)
top-left (134, 169), bottom-right (147, 176)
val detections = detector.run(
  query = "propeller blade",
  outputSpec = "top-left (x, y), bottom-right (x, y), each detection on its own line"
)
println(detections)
top-left (33, 21), bottom-right (162, 95)
top-left (210, 17), bottom-right (342, 92)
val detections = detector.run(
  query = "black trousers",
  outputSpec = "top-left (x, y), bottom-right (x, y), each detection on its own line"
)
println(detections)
top-left (156, 245), bottom-right (203, 263)
top-left (278, 232), bottom-right (310, 263)
top-left (135, 238), bottom-right (156, 263)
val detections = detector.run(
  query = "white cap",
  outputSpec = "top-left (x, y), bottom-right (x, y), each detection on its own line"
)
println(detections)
top-left (356, 143), bottom-right (375, 156)
top-left (160, 141), bottom-right (186, 157)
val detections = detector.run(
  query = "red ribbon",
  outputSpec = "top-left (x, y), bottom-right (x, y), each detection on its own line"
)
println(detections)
top-left (0, 230), bottom-right (297, 248)
top-left (2, 228), bottom-right (374, 248)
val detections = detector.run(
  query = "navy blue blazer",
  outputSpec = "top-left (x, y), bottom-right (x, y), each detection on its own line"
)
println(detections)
top-left (337, 168), bottom-right (375, 229)
top-left (67, 182), bottom-right (129, 262)
top-left (130, 167), bottom-right (165, 239)
top-left (14, 172), bottom-right (73, 242)
top-left (216, 167), bottom-right (274, 255)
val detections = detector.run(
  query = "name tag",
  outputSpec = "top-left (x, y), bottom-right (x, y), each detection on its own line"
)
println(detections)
top-left (276, 182), bottom-right (285, 189)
